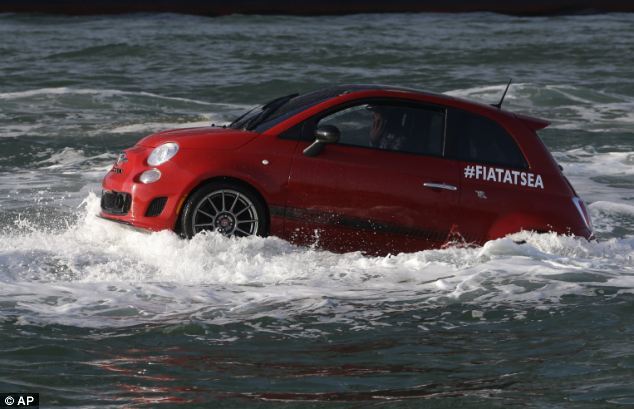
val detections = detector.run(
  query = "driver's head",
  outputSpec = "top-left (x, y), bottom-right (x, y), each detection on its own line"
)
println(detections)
top-left (368, 105), bottom-right (397, 142)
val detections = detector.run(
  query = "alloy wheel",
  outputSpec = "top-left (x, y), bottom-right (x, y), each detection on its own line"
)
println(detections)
top-left (191, 189), bottom-right (259, 236)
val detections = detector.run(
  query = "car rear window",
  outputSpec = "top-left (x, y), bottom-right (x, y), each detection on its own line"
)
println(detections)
top-left (445, 108), bottom-right (527, 169)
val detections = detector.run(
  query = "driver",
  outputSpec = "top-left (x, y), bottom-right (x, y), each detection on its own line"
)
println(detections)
top-left (368, 105), bottom-right (405, 151)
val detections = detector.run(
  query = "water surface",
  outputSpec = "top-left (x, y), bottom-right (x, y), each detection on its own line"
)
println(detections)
top-left (0, 12), bottom-right (633, 408)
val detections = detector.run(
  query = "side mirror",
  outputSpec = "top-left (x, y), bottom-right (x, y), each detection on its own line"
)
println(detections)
top-left (303, 125), bottom-right (341, 157)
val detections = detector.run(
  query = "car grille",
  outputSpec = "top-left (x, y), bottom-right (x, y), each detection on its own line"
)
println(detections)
top-left (101, 190), bottom-right (132, 215)
top-left (145, 197), bottom-right (167, 217)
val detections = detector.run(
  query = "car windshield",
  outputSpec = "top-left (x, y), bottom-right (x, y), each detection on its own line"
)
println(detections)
top-left (228, 86), bottom-right (353, 132)
top-left (229, 93), bottom-right (299, 131)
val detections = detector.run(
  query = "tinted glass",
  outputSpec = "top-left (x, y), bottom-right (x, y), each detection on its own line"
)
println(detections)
top-left (230, 93), bottom-right (298, 130)
top-left (446, 108), bottom-right (527, 168)
top-left (253, 87), bottom-right (352, 132)
top-left (317, 103), bottom-right (444, 156)
top-left (268, 88), bottom-right (347, 120)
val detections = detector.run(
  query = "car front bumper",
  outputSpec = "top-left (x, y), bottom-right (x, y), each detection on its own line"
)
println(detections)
top-left (99, 146), bottom-right (190, 232)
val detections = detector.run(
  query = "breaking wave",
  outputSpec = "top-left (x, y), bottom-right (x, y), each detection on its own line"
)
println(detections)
top-left (0, 193), bottom-right (632, 331)
top-left (446, 83), bottom-right (634, 132)
top-left (0, 87), bottom-right (214, 105)
top-left (0, 87), bottom-right (246, 138)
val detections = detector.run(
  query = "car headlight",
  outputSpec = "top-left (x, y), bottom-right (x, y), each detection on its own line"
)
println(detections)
top-left (147, 142), bottom-right (179, 166)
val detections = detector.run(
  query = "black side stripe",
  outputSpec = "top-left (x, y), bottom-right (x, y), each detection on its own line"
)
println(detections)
top-left (270, 205), bottom-right (447, 242)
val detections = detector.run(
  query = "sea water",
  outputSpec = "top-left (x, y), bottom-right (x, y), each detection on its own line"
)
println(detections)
top-left (0, 12), bottom-right (633, 408)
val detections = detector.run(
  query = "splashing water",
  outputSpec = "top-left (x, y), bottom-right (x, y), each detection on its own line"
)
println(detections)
top-left (0, 193), bottom-right (631, 331)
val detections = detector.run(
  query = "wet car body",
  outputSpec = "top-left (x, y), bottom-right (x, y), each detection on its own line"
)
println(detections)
top-left (100, 85), bottom-right (593, 254)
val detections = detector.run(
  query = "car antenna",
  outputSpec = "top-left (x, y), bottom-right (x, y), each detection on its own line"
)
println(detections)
top-left (492, 78), bottom-right (512, 109)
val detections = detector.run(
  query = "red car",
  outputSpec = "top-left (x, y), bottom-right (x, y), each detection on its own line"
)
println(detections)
top-left (100, 85), bottom-right (593, 254)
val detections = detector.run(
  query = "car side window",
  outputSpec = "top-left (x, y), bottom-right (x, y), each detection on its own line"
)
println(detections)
top-left (316, 103), bottom-right (445, 156)
top-left (445, 108), bottom-right (527, 168)
top-left (318, 105), bottom-right (373, 147)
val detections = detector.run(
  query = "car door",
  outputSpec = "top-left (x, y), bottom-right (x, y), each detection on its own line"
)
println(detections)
top-left (282, 99), bottom-right (461, 254)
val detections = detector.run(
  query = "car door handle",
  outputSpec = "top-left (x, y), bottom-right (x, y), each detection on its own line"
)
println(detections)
top-left (423, 182), bottom-right (458, 191)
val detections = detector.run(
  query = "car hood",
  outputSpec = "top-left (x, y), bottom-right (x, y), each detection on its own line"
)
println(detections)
top-left (136, 127), bottom-right (259, 150)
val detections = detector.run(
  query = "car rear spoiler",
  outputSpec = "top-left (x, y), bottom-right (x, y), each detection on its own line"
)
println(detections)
top-left (514, 113), bottom-right (550, 131)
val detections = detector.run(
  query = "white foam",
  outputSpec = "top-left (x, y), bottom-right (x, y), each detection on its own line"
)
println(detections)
top-left (0, 87), bottom-right (214, 106)
top-left (556, 149), bottom-right (634, 176)
top-left (109, 118), bottom-right (229, 134)
top-left (550, 148), bottom-right (634, 235)
top-left (445, 83), bottom-right (634, 131)
top-left (0, 124), bottom-right (43, 138)
top-left (445, 83), bottom-right (527, 103)
top-left (590, 201), bottom-right (634, 216)
top-left (0, 87), bottom-right (249, 138)
top-left (589, 201), bottom-right (634, 234)
top-left (32, 147), bottom-right (113, 170)
top-left (553, 148), bottom-right (634, 210)
top-left (0, 193), bottom-right (632, 329)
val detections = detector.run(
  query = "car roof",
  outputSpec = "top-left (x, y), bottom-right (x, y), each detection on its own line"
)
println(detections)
top-left (343, 84), bottom-right (442, 94)
top-left (295, 84), bottom-right (500, 114)
top-left (262, 84), bottom-right (549, 134)
top-left (304, 84), bottom-right (446, 100)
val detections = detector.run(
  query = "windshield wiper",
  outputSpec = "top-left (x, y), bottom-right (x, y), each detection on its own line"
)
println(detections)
top-left (245, 93), bottom-right (299, 131)
top-left (228, 105), bottom-right (259, 128)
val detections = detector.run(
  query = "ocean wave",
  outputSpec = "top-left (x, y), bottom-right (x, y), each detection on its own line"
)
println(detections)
top-left (32, 147), bottom-right (114, 170)
top-left (0, 193), bottom-right (632, 329)
top-left (553, 148), bottom-right (634, 209)
top-left (109, 119), bottom-right (227, 134)
top-left (590, 201), bottom-right (634, 216)
top-left (0, 87), bottom-right (215, 106)
top-left (445, 83), bottom-right (634, 131)
top-left (555, 148), bottom-right (634, 176)
top-left (0, 87), bottom-right (250, 138)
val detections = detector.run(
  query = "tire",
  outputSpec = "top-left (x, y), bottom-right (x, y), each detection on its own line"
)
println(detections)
top-left (180, 181), bottom-right (268, 239)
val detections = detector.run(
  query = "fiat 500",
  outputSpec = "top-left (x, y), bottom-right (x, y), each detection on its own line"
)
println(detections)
top-left (100, 85), bottom-right (593, 254)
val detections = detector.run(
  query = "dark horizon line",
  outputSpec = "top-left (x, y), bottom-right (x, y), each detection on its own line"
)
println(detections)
top-left (1, 0), bottom-right (633, 17)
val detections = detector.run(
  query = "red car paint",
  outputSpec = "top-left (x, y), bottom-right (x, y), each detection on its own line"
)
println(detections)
top-left (100, 85), bottom-right (593, 254)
